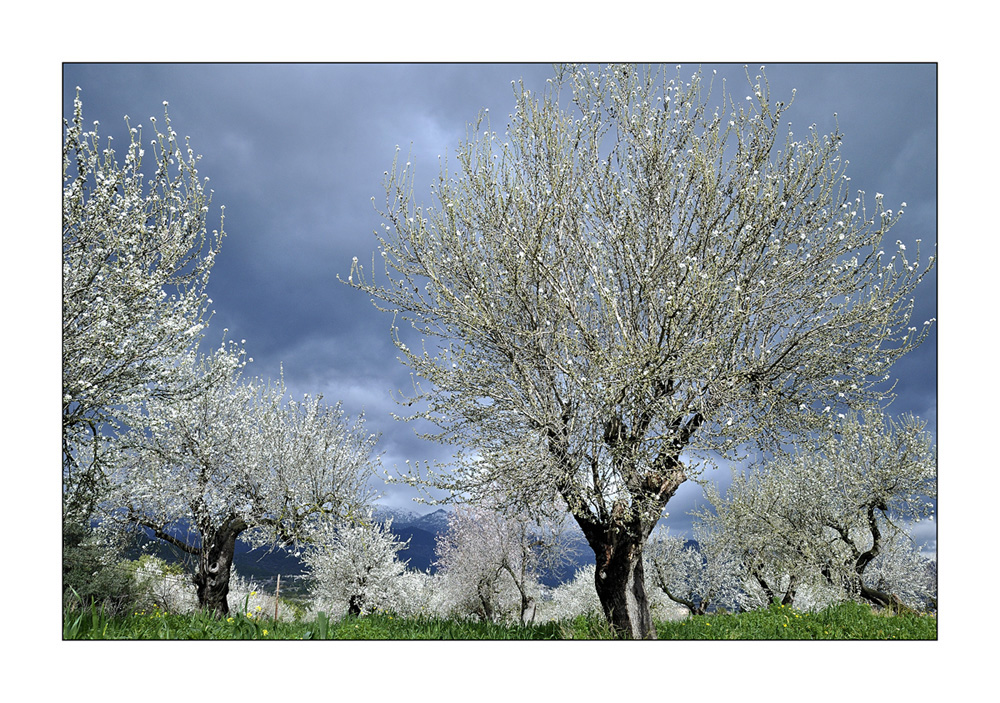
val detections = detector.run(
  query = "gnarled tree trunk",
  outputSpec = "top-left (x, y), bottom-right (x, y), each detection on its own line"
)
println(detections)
top-left (193, 516), bottom-right (246, 616)
top-left (575, 507), bottom-right (659, 639)
top-left (551, 406), bottom-right (689, 639)
top-left (591, 530), bottom-right (655, 639)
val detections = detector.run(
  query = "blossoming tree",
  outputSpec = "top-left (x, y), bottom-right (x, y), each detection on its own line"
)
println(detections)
top-left (644, 526), bottom-right (743, 615)
top-left (304, 511), bottom-right (412, 617)
top-left (699, 409), bottom-right (936, 610)
top-left (63, 91), bottom-right (223, 519)
top-left (348, 64), bottom-right (935, 638)
top-left (107, 344), bottom-right (379, 615)
top-left (433, 504), bottom-right (567, 624)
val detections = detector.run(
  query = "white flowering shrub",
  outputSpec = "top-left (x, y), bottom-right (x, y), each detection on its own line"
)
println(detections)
top-left (432, 506), bottom-right (563, 624)
top-left (647, 589), bottom-right (690, 622)
top-left (539, 565), bottom-right (603, 622)
top-left (848, 530), bottom-right (936, 610)
top-left (644, 526), bottom-right (743, 615)
top-left (392, 569), bottom-right (440, 618)
top-left (119, 558), bottom-right (300, 619)
top-left (733, 567), bottom-right (843, 613)
top-left (304, 514), bottom-right (413, 618)
top-left (128, 555), bottom-right (198, 614)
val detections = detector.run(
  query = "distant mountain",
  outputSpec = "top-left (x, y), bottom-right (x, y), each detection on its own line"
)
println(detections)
top-left (375, 506), bottom-right (453, 532)
top-left (412, 508), bottom-right (454, 532)
top-left (371, 506), bottom-right (424, 527)
top-left (232, 543), bottom-right (308, 585)
top-left (373, 506), bottom-right (453, 573)
top-left (386, 525), bottom-right (439, 573)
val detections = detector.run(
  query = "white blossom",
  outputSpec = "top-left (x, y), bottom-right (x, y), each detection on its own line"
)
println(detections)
top-left (63, 90), bottom-right (223, 518)
top-left (102, 347), bottom-right (379, 613)
top-left (699, 409), bottom-right (936, 611)
top-left (347, 63), bottom-right (936, 637)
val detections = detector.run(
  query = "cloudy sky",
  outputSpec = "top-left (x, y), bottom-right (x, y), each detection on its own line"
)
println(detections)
top-left (61, 63), bottom-right (937, 550)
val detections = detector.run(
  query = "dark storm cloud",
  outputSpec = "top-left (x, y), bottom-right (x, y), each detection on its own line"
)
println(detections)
top-left (63, 63), bottom-right (937, 520)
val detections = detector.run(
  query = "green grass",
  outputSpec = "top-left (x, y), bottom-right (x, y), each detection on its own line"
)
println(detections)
top-left (62, 604), bottom-right (567, 640)
top-left (63, 601), bottom-right (936, 640)
top-left (657, 600), bottom-right (937, 640)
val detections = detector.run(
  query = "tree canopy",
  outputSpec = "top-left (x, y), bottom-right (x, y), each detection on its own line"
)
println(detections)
top-left (105, 342), bottom-right (379, 614)
top-left (700, 409), bottom-right (936, 609)
top-left (63, 91), bottom-right (224, 518)
top-left (349, 64), bottom-right (935, 637)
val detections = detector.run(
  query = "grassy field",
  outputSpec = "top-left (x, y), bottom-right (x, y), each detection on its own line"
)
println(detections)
top-left (655, 601), bottom-right (936, 640)
top-left (63, 600), bottom-right (936, 640)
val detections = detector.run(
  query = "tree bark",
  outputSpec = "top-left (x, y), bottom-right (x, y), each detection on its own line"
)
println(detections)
top-left (575, 512), bottom-right (657, 639)
top-left (568, 467), bottom-right (684, 638)
top-left (852, 502), bottom-right (898, 609)
top-left (193, 516), bottom-right (246, 616)
top-left (591, 530), bottom-right (655, 639)
top-left (500, 559), bottom-right (535, 625)
top-left (347, 593), bottom-right (365, 617)
top-left (550, 404), bottom-right (687, 639)
top-left (476, 576), bottom-right (497, 622)
top-left (781, 574), bottom-right (797, 606)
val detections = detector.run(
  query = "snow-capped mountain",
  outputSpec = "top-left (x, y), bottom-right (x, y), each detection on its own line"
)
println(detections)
top-left (373, 505), bottom-right (453, 532)
top-left (372, 506), bottom-right (454, 573)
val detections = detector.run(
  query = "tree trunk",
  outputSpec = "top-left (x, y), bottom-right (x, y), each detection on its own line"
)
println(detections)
top-left (193, 516), bottom-right (246, 616)
top-left (347, 593), bottom-right (365, 617)
top-left (476, 577), bottom-right (496, 622)
top-left (859, 582), bottom-right (897, 609)
top-left (781, 574), bottom-right (798, 607)
top-left (549, 407), bottom-right (687, 639)
top-left (657, 582), bottom-right (708, 616)
top-left (586, 525), bottom-right (656, 639)
top-left (752, 570), bottom-right (797, 608)
top-left (853, 502), bottom-right (896, 609)
top-left (499, 558), bottom-right (535, 625)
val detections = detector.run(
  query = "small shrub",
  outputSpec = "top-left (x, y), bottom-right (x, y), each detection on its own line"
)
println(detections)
top-left (63, 521), bottom-right (138, 616)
